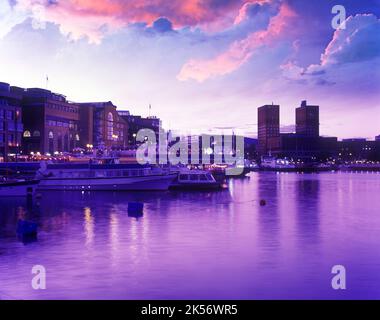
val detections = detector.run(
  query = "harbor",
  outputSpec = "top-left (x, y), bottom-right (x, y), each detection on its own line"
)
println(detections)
top-left (0, 0), bottom-right (379, 303)
top-left (1, 171), bottom-right (380, 300)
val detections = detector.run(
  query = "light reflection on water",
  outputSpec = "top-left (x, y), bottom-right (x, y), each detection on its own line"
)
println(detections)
top-left (0, 172), bottom-right (380, 300)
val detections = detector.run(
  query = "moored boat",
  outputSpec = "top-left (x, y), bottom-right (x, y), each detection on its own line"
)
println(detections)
top-left (0, 179), bottom-right (40, 197)
top-left (170, 168), bottom-right (222, 190)
top-left (35, 162), bottom-right (177, 191)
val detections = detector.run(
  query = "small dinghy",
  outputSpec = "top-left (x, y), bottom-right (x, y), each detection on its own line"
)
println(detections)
top-left (170, 169), bottom-right (222, 190)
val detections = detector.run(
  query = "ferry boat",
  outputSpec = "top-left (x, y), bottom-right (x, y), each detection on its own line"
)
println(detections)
top-left (169, 169), bottom-right (222, 190)
top-left (0, 178), bottom-right (40, 197)
top-left (260, 156), bottom-right (296, 171)
top-left (35, 162), bottom-right (177, 191)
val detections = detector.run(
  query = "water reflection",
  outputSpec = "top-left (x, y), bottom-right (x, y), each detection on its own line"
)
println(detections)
top-left (84, 207), bottom-right (94, 247)
top-left (1, 172), bottom-right (380, 299)
top-left (295, 176), bottom-right (320, 247)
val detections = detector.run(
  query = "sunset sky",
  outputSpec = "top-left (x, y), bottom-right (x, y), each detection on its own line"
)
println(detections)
top-left (1, 0), bottom-right (379, 139)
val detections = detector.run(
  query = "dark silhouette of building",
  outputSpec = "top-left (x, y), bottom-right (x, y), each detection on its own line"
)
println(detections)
top-left (78, 102), bottom-right (128, 150)
top-left (20, 88), bottom-right (80, 155)
top-left (279, 134), bottom-right (337, 160)
top-left (0, 82), bottom-right (23, 160)
top-left (118, 111), bottom-right (161, 146)
top-left (296, 100), bottom-right (319, 137)
top-left (244, 137), bottom-right (258, 160)
top-left (258, 104), bottom-right (280, 155)
top-left (338, 138), bottom-right (380, 161)
top-left (376, 135), bottom-right (380, 142)
top-left (257, 101), bottom-right (337, 160)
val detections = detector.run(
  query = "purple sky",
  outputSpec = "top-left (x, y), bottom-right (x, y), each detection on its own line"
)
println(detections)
top-left (1, 0), bottom-right (379, 139)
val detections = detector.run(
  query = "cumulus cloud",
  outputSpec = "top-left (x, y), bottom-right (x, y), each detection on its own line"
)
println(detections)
top-left (0, 0), bottom-right (28, 38)
top-left (177, 3), bottom-right (296, 82)
top-left (152, 17), bottom-right (173, 33)
top-left (3, 0), bottom-right (262, 43)
top-left (281, 14), bottom-right (380, 85)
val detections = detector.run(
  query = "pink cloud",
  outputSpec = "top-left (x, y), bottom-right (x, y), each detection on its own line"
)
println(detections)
top-left (177, 3), bottom-right (297, 82)
top-left (233, 0), bottom-right (272, 25)
top-left (14, 0), bottom-right (251, 43)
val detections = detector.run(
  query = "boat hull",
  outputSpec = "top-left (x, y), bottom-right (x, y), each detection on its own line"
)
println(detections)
top-left (37, 174), bottom-right (177, 191)
top-left (0, 180), bottom-right (40, 197)
top-left (169, 182), bottom-right (222, 190)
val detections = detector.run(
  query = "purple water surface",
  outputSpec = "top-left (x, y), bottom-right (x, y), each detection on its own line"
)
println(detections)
top-left (1, 172), bottom-right (380, 299)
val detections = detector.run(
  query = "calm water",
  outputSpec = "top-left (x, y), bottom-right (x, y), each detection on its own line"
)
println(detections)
top-left (1, 172), bottom-right (380, 300)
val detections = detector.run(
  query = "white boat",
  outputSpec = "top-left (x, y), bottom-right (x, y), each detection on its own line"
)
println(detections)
top-left (260, 156), bottom-right (296, 170)
top-left (170, 168), bottom-right (221, 190)
top-left (0, 179), bottom-right (40, 197)
top-left (35, 162), bottom-right (177, 191)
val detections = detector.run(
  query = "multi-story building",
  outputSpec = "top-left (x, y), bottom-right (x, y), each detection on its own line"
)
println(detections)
top-left (0, 82), bottom-right (23, 160)
top-left (257, 104), bottom-right (280, 156)
top-left (118, 111), bottom-right (161, 146)
top-left (296, 100), bottom-right (319, 137)
top-left (78, 102), bottom-right (128, 149)
top-left (338, 138), bottom-right (380, 161)
top-left (279, 134), bottom-right (338, 160)
top-left (19, 88), bottom-right (81, 155)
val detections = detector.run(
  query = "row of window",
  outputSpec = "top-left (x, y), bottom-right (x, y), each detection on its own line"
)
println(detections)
top-left (0, 133), bottom-right (21, 144)
top-left (47, 103), bottom-right (79, 114)
top-left (179, 174), bottom-right (214, 181)
top-left (46, 119), bottom-right (77, 130)
top-left (0, 121), bottom-right (23, 131)
top-left (58, 169), bottom-right (150, 179)
top-left (23, 130), bottom-right (80, 141)
top-left (0, 109), bottom-right (18, 120)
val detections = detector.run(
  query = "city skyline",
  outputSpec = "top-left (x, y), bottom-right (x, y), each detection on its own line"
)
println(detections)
top-left (1, 0), bottom-right (379, 138)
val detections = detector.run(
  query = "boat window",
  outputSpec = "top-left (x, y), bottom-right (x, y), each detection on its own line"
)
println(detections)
top-left (79, 172), bottom-right (88, 178)
top-left (131, 170), bottom-right (138, 176)
top-left (199, 175), bottom-right (208, 181)
top-left (96, 171), bottom-right (106, 178)
top-left (179, 174), bottom-right (189, 180)
top-left (190, 175), bottom-right (198, 181)
top-left (206, 174), bottom-right (214, 181)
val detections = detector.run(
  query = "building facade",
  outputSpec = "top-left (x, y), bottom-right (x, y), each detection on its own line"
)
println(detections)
top-left (79, 102), bottom-right (128, 149)
top-left (279, 134), bottom-right (338, 160)
top-left (118, 112), bottom-right (161, 146)
top-left (257, 104), bottom-right (280, 156)
top-left (296, 100), bottom-right (319, 137)
top-left (338, 139), bottom-right (380, 161)
top-left (0, 82), bottom-right (23, 160)
top-left (20, 88), bottom-right (80, 155)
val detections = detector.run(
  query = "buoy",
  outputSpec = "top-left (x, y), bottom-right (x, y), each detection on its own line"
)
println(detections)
top-left (17, 220), bottom-right (38, 242)
top-left (260, 199), bottom-right (266, 206)
top-left (128, 202), bottom-right (144, 213)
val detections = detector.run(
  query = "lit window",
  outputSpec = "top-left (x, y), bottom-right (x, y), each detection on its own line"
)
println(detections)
top-left (107, 112), bottom-right (114, 140)
top-left (49, 131), bottom-right (54, 139)
top-left (23, 130), bottom-right (31, 138)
